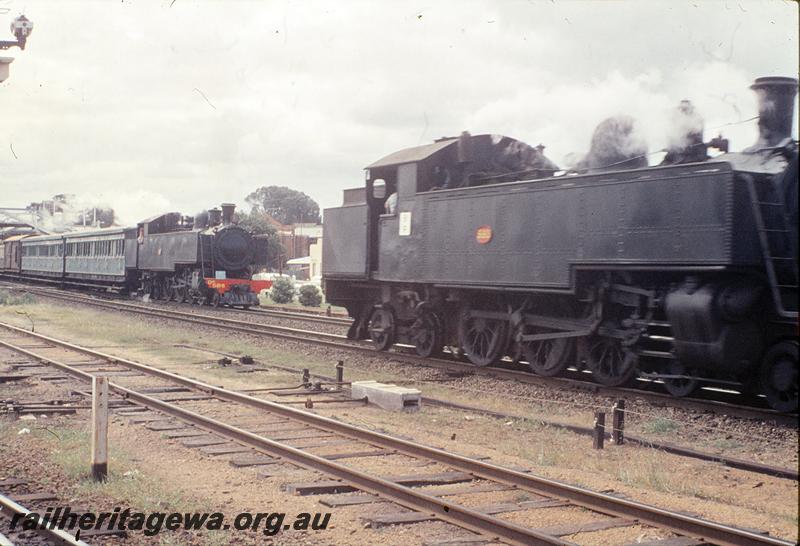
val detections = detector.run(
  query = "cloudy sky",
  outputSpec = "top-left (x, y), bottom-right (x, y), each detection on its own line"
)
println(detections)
top-left (1, 0), bottom-right (798, 224)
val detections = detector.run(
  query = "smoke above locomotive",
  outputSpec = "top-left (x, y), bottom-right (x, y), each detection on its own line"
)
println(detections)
top-left (322, 76), bottom-right (799, 412)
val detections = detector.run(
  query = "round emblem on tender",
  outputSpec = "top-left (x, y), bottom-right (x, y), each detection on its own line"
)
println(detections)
top-left (475, 225), bottom-right (493, 244)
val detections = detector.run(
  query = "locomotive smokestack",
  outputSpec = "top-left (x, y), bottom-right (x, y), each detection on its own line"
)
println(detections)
top-left (221, 203), bottom-right (236, 225)
top-left (208, 207), bottom-right (222, 226)
top-left (747, 76), bottom-right (798, 151)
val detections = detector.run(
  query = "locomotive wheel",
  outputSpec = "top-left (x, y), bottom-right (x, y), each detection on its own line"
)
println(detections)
top-left (412, 310), bottom-right (443, 358)
top-left (459, 309), bottom-right (508, 367)
top-left (523, 335), bottom-right (572, 376)
top-left (522, 297), bottom-right (576, 376)
top-left (159, 278), bottom-right (171, 302)
top-left (662, 361), bottom-right (699, 398)
top-left (211, 292), bottom-right (221, 307)
top-left (367, 307), bottom-right (395, 351)
top-left (759, 340), bottom-right (798, 412)
top-left (585, 336), bottom-right (638, 386)
top-left (142, 280), bottom-right (154, 301)
top-left (174, 284), bottom-right (188, 303)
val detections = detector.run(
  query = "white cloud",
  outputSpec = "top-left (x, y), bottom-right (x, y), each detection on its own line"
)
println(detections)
top-left (1, 0), bottom-right (797, 222)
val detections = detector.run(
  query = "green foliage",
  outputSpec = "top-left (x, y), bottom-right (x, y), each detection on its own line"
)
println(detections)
top-left (245, 185), bottom-right (321, 225)
top-left (270, 277), bottom-right (295, 304)
top-left (642, 417), bottom-right (679, 434)
top-left (298, 284), bottom-right (322, 307)
top-left (237, 210), bottom-right (284, 267)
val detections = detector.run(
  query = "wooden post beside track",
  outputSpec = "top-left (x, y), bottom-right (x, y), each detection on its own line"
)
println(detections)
top-left (336, 360), bottom-right (344, 383)
top-left (612, 399), bottom-right (625, 445)
top-left (91, 376), bottom-right (109, 481)
top-left (593, 411), bottom-right (605, 450)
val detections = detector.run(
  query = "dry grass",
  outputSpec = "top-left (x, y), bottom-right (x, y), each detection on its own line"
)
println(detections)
top-left (0, 419), bottom-right (229, 546)
top-left (0, 288), bottom-right (37, 306)
top-left (1, 300), bottom-right (797, 541)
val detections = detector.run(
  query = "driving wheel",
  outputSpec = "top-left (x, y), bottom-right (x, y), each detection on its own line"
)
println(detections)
top-left (586, 335), bottom-right (638, 386)
top-left (459, 308), bottom-right (508, 367)
top-left (368, 307), bottom-right (395, 351)
top-left (412, 310), bottom-right (443, 358)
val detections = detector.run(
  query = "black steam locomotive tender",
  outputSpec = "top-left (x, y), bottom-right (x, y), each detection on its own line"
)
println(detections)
top-left (323, 76), bottom-right (799, 412)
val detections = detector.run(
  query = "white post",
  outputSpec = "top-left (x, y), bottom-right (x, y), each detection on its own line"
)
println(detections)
top-left (91, 376), bottom-right (109, 481)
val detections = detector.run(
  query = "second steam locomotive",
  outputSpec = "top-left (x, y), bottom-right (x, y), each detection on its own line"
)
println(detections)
top-left (1, 203), bottom-right (271, 308)
top-left (323, 76), bottom-right (799, 412)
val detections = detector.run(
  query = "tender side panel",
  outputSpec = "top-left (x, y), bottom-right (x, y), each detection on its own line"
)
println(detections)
top-left (376, 163), bottom-right (738, 288)
top-left (322, 205), bottom-right (368, 277)
top-left (138, 231), bottom-right (200, 271)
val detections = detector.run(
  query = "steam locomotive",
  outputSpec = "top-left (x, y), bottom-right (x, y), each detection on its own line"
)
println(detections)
top-left (1, 203), bottom-right (271, 308)
top-left (323, 76), bottom-right (799, 412)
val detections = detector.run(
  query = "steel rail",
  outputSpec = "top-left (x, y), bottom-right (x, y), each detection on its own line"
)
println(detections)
top-left (0, 492), bottom-right (90, 546)
top-left (249, 307), bottom-right (351, 326)
top-left (4, 282), bottom-right (795, 424)
top-left (0, 332), bottom-right (569, 545)
top-left (0, 322), bottom-right (791, 546)
top-left (184, 349), bottom-right (800, 481)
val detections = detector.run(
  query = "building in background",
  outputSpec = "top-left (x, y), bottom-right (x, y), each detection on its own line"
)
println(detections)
top-left (263, 216), bottom-right (323, 279)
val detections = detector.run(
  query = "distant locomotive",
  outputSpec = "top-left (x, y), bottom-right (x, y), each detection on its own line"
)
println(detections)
top-left (323, 77), bottom-right (799, 412)
top-left (1, 203), bottom-right (271, 308)
top-left (136, 204), bottom-right (270, 307)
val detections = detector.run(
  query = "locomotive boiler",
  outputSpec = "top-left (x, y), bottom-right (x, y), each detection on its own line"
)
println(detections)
top-left (322, 77), bottom-right (799, 412)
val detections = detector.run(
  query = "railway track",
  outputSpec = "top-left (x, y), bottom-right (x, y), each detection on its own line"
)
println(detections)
top-left (0, 492), bottom-right (89, 546)
top-left (0, 321), bottom-right (792, 546)
top-left (1, 281), bottom-right (795, 425)
top-left (249, 306), bottom-right (351, 326)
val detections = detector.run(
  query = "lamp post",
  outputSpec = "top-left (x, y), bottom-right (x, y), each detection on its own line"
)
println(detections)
top-left (0, 14), bottom-right (33, 83)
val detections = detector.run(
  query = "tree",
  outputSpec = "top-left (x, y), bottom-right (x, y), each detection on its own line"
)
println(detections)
top-left (298, 284), bottom-right (322, 307)
top-left (245, 186), bottom-right (321, 225)
top-left (270, 277), bottom-right (295, 304)
top-left (237, 209), bottom-right (284, 270)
